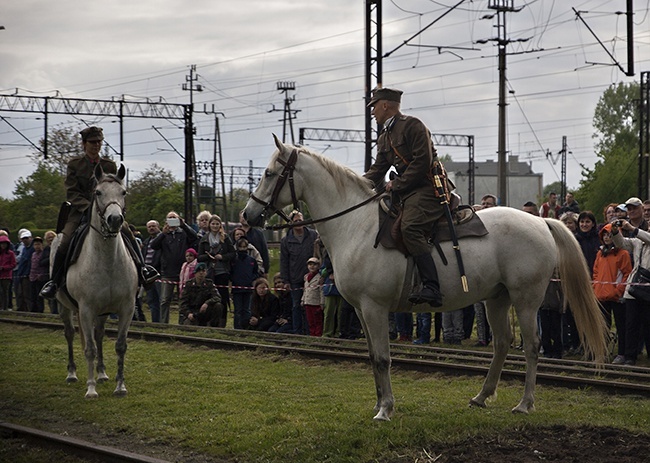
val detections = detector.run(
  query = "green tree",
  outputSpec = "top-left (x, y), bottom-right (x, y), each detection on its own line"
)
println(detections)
top-left (577, 82), bottom-right (640, 214)
top-left (126, 164), bottom-right (184, 225)
top-left (10, 164), bottom-right (66, 229)
top-left (29, 123), bottom-right (85, 176)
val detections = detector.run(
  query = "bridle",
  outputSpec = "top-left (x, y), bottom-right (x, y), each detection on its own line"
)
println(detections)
top-left (89, 178), bottom-right (126, 239)
top-left (249, 148), bottom-right (383, 230)
top-left (249, 148), bottom-right (301, 224)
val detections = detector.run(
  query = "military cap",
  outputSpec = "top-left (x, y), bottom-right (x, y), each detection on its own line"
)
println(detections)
top-left (80, 126), bottom-right (104, 142)
top-left (195, 262), bottom-right (208, 272)
top-left (367, 87), bottom-right (403, 107)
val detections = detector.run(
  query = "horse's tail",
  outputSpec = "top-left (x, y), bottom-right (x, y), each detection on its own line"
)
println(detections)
top-left (546, 218), bottom-right (608, 364)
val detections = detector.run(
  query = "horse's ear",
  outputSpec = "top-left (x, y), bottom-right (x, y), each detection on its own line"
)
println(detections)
top-left (117, 164), bottom-right (126, 181)
top-left (94, 163), bottom-right (104, 181)
top-left (272, 133), bottom-right (283, 152)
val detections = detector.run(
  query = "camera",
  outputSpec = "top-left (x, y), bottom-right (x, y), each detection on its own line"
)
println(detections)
top-left (615, 220), bottom-right (623, 227)
top-left (167, 217), bottom-right (180, 227)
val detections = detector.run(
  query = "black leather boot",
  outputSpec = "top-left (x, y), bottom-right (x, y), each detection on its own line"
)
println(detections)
top-left (408, 253), bottom-right (443, 307)
top-left (123, 228), bottom-right (160, 287)
top-left (40, 249), bottom-right (66, 300)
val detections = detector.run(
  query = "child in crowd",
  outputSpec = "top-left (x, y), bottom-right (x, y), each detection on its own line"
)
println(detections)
top-left (0, 235), bottom-right (16, 311)
top-left (301, 257), bottom-right (324, 336)
top-left (230, 237), bottom-right (259, 329)
top-left (179, 248), bottom-right (198, 296)
top-left (269, 273), bottom-right (293, 333)
top-left (593, 223), bottom-right (632, 364)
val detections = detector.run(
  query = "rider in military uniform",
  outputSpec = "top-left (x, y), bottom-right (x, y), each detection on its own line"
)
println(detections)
top-left (364, 88), bottom-right (444, 307)
top-left (179, 262), bottom-right (223, 326)
top-left (40, 126), bottom-right (159, 299)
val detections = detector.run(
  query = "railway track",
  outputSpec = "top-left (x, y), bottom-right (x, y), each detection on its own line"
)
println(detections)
top-left (0, 421), bottom-right (171, 463)
top-left (2, 311), bottom-right (650, 396)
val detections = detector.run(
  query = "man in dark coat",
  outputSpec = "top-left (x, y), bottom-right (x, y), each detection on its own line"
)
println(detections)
top-left (364, 87), bottom-right (444, 307)
top-left (40, 126), bottom-right (159, 299)
top-left (179, 263), bottom-right (222, 326)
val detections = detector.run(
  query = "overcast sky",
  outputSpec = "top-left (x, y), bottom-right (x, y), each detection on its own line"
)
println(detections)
top-left (1, 0), bottom-right (649, 206)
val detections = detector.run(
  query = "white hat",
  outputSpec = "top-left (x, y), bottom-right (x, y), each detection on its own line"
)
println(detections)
top-left (625, 197), bottom-right (643, 207)
top-left (19, 229), bottom-right (32, 239)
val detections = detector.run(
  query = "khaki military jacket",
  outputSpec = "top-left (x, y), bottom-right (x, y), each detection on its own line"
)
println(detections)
top-left (65, 155), bottom-right (117, 215)
top-left (364, 113), bottom-right (437, 197)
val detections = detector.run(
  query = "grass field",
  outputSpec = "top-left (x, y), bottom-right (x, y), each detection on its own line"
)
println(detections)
top-left (1, 323), bottom-right (649, 463)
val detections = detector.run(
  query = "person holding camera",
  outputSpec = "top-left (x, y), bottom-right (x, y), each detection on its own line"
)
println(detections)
top-left (611, 217), bottom-right (650, 365)
top-left (149, 211), bottom-right (198, 324)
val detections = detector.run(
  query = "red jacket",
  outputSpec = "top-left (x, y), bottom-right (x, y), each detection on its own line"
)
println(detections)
top-left (0, 248), bottom-right (16, 280)
top-left (592, 247), bottom-right (632, 301)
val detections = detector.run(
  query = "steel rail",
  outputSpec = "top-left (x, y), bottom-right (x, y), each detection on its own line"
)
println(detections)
top-left (2, 315), bottom-right (650, 396)
top-left (0, 421), bottom-right (171, 463)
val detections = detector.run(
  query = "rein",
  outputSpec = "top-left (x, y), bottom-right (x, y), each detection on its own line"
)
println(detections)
top-left (250, 147), bottom-right (384, 230)
top-left (265, 190), bottom-right (384, 230)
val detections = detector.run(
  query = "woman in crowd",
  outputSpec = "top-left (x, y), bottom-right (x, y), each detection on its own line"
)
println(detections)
top-left (198, 214), bottom-right (235, 327)
top-left (0, 234), bottom-right (16, 311)
top-left (195, 210), bottom-right (212, 239)
top-left (232, 227), bottom-right (263, 273)
top-left (249, 277), bottom-right (281, 331)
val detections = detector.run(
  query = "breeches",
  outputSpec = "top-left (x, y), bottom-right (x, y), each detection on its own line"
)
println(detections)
top-left (400, 188), bottom-right (444, 255)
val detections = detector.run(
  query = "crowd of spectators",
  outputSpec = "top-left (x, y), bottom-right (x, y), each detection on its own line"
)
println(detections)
top-left (3, 189), bottom-right (650, 361)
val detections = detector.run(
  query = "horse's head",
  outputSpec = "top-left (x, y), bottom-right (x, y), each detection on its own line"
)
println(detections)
top-left (93, 164), bottom-right (127, 236)
top-left (243, 134), bottom-right (302, 227)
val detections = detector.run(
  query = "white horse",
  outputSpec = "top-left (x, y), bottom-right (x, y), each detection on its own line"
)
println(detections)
top-left (53, 164), bottom-right (138, 398)
top-left (243, 135), bottom-right (608, 421)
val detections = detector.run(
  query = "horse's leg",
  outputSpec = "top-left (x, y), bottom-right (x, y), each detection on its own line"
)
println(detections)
top-left (78, 308), bottom-right (99, 399)
top-left (470, 293), bottom-right (512, 408)
top-left (59, 305), bottom-right (78, 383)
top-left (358, 304), bottom-right (394, 421)
top-left (113, 311), bottom-right (132, 396)
top-left (95, 316), bottom-right (109, 383)
top-left (511, 301), bottom-right (541, 414)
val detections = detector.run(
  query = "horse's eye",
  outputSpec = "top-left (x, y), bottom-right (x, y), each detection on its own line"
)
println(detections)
top-left (122, 190), bottom-right (127, 196)
top-left (265, 169), bottom-right (274, 178)
top-left (95, 191), bottom-right (102, 196)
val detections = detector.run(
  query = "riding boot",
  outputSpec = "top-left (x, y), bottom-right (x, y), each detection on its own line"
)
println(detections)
top-left (40, 249), bottom-right (66, 300)
top-left (408, 253), bottom-right (443, 307)
top-left (126, 234), bottom-right (159, 287)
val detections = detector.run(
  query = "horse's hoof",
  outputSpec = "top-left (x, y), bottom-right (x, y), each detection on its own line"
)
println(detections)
top-left (372, 413), bottom-right (391, 422)
top-left (511, 404), bottom-right (532, 414)
top-left (66, 376), bottom-right (78, 383)
top-left (113, 387), bottom-right (128, 397)
top-left (97, 374), bottom-right (109, 384)
top-left (469, 398), bottom-right (486, 408)
top-left (85, 391), bottom-right (99, 399)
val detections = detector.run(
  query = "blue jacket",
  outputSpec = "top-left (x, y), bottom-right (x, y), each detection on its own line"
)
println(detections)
top-left (15, 242), bottom-right (34, 278)
top-left (230, 252), bottom-right (258, 293)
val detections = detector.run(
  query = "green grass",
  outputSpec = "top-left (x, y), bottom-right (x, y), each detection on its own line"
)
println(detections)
top-left (1, 324), bottom-right (648, 463)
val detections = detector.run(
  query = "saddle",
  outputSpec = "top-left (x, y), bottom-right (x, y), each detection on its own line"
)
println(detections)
top-left (375, 193), bottom-right (489, 259)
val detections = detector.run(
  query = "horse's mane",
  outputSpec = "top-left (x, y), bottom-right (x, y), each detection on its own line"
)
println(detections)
top-left (288, 146), bottom-right (375, 195)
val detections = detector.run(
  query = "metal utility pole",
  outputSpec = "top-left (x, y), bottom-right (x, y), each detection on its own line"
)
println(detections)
top-left (182, 64), bottom-right (203, 221)
top-left (545, 136), bottom-right (568, 200)
top-left (364, 0), bottom-right (382, 171)
top-left (481, 0), bottom-right (523, 206)
top-left (272, 82), bottom-right (300, 144)
top-left (640, 72), bottom-right (650, 199)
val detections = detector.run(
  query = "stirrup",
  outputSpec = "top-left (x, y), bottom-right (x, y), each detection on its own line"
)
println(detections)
top-left (40, 281), bottom-right (58, 300)
top-left (408, 287), bottom-right (443, 308)
top-left (142, 266), bottom-right (160, 286)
